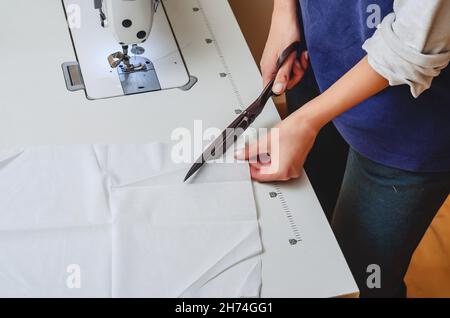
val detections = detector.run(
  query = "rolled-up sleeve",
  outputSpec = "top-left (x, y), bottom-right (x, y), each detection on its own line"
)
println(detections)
top-left (362, 0), bottom-right (450, 98)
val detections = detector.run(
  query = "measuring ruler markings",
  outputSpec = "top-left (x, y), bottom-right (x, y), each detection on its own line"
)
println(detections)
top-left (193, 0), bottom-right (245, 112)
top-left (193, 0), bottom-right (303, 247)
top-left (272, 185), bottom-right (303, 245)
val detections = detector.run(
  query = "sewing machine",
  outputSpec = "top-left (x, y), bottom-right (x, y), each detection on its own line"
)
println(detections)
top-left (0, 0), bottom-right (358, 297)
top-left (100, 0), bottom-right (162, 91)
top-left (64, 0), bottom-right (191, 99)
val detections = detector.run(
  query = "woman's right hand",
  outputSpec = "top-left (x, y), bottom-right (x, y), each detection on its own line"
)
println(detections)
top-left (261, 1), bottom-right (308, 94)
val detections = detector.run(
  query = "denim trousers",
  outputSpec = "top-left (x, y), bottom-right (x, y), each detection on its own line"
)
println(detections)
top-left (332, 149), bottom-right (450, 298)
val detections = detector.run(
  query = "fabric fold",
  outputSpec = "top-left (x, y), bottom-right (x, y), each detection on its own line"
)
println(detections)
top-left (0, 144), bottom-right (262, 298)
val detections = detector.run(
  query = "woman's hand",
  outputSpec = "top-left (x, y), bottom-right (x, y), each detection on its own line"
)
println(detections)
top-left (237, 56), bottom-right (390, 183)
top-left (235, 109), bottom-right (320, 182)
top-left (261, 1), bottom-right (308, 94)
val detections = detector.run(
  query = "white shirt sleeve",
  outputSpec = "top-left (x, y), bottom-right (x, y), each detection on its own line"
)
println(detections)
top-left (362, 0), bottom-right (450, 98)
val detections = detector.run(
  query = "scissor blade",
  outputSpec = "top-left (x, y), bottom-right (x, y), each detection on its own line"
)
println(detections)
top-left (183, 41), bottom-right (300, 183)
top-left (183, 120), bottom-right (247, 182)
top-left (184, 161), bottom-right (205, 182)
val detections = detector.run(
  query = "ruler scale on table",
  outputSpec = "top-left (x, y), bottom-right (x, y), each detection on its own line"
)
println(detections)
top-left (191, 0), bottom-right (303, 247)
top-left (272, 185), bottom-right (303, 245)
top-left (192, 0), bottom-right (245, 111)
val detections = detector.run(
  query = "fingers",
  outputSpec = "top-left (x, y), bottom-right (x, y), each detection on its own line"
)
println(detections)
top-left (250, 165), bottom-right (295, 183)
top-left (249, 145), bottom-right (285, 182)
top-left (301, 50), bottom-right (309, 71)
top-left (251, 165), bottom-right (280, 183)
top-left (236, 141), bottom-right (303, 183)
top-left (235, 138), bottom-right (287, 183)
top-left (235, 135), bottom-right (272, 171)
top-left (235, 134), bottom-right (271, 161)
top-left (262, 68), bottom-right (277, 88)
top-left (262, 49), bottom-right (310, 94)
top-left (287, 51), bottom-right (309, 90)
top-left (273, 50), bottom-right (309, 94)
top-left (250, 164), bottom-right (303, 183)
top-left (234, 143), bottom-right (253, 161)
top-left (261, 51), bottom-right (278, 87)
top-left (250, 165), bottom-right (277, 183)
top-left (272, 52), bottom-right (296, 95)
top-left (286, 60), bottom-right (304, 90)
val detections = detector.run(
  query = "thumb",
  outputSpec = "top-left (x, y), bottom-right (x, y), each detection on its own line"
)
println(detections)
top-left (235, 133), bottom-right (272, 161)
top-left (272, 52), bottom-right (296, 95)
top-left (235, 140), bottom-right (260, 161)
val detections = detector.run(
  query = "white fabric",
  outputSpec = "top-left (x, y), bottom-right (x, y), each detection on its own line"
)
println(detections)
top-left (0, 144), bottom-right (262, 298)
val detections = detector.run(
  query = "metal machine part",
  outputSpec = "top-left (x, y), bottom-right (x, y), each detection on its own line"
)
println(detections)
top-left (131, 44), bottom-right (146, 55)
top-left (107, 46), bottom-right (161, 95)
top-left (62, 62), bottom-right (85, 92)
top-left (108, 45), bottom-right (146, 72)
top-left (117, 56), bottom-right (161, 95)
top-left (97, 0), bottom-right (160, 79)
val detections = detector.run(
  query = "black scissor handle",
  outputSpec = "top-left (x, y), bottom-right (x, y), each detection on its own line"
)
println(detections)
top-left (276, 42), bottom-right (300, 69)
top-left (245, 41), bottom-right (301, 123)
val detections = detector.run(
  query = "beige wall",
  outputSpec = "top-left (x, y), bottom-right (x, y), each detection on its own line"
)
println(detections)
top-left (228, 0), bottom-right (273, 66)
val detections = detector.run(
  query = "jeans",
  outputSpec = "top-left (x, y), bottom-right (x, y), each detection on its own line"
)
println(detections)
top-left (332, 149), bottom-right (450, 298)
top-left (287, 53), bottom-right (350, 222)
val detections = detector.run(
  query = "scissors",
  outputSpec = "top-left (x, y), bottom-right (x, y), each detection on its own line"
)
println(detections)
top-left (184, 41), bottom-right (300, 182)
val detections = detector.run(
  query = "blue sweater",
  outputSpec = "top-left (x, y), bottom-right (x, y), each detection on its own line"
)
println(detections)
top-left (299, 0), bottom-right (450, 172)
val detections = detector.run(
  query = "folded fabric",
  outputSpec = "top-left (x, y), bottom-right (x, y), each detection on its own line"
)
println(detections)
top-left (0, 144), bottom-right (262, 298)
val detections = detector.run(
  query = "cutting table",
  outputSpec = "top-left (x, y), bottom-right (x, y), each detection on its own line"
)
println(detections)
top-left (0, 0), bottom-right (358, 297)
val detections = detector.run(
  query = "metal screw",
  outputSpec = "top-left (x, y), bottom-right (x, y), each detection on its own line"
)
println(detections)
top-left (289, 239), bottom-right (298, 246)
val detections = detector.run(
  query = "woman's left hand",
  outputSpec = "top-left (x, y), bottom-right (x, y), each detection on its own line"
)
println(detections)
top-left (235, 54), bottom-right (392, 183)
top-left (235, 112), bottom-right (319, 182)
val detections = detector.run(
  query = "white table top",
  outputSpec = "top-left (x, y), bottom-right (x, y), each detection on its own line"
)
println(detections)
top-left (0, 0), bottom-right (358, 298)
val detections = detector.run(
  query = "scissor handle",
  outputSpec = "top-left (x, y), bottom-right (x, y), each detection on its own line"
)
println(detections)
top-left (276, 42), bottom-right (300, 69)
top-left (240, 41), bottom-right (301, 126)
top-left (184, 42), bottom-right (302, 181)
top-left (260, 41), bottom-right (300, 102)
top-left (200, 43), bottom-right (301, 161)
